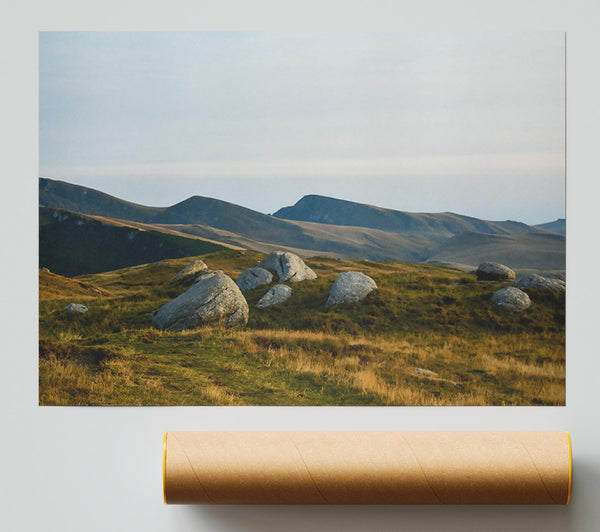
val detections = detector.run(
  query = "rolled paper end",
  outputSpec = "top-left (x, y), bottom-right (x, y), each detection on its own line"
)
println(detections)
top-left (162, 431), bottom-right (168, 505)
top-left (567, 431), bottom-right (573, 505)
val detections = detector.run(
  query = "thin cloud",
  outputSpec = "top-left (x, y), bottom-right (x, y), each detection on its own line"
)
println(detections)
top-left (41, 151), bottom-right (563, 181)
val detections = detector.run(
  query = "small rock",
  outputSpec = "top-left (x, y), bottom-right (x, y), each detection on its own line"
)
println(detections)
top-left (325, 271), bottom-right (377, 308)
top-left (64, 303), bottom-right (88, 313)
top-left (476, 262), bottom-right (516, 281)
top-left (40, 267), bottom-right (50, 273)
top-left (256, 284), bottom-right (292, 308)
top-left (152, 273), bottom-right (248, 331)
top-left (258, 251), bottom-right (317, 282)
top-left (517, 274), bottom-right (565, 292)
top-left (236, 267), bottom-right (274, 292)
top-left (168, 260), bottom-right (208, 287)
top-left (491, 286), bottom-right (531, 311)
top-left (412, 367), bottom-right (439, 378)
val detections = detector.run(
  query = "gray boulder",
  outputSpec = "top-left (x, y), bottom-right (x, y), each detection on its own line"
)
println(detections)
top-left (64, 303), bottom-right (88, 313)
top-left (152, 273), bottom-right (249, 331)
top-left (236, 267), bottom-right (274, 292)
top-left (258, 251), bottom-right (317, 283)
top-left (476, 262), bottom-right (516, 281)
top-left (256, 284), bottom-right (292, 308)
top-left (491, 286), bottom-right (531, 311)
top-left (517, 274), bottom-right (565, 292)
top-left (325, 271), bottom-right (377, 308)
top-left (194, 269), bottom-right (224, 283)
top-left (168, 260), bottom-right (208, 287)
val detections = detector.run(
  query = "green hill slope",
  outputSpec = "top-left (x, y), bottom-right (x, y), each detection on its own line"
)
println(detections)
top-left (39, 250), bottom-right (564, 407)
top-left (39, 207), bottom-right (226, 276)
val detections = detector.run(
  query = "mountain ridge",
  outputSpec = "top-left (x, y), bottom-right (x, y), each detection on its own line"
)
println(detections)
top-left (273, 194), bottom-right (552, 239)
top-left (39, 178), bottom-right (565, 274)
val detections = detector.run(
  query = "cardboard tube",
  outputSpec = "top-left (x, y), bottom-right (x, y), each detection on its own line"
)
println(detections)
top-left (163, 431), bottom-right (572, 505)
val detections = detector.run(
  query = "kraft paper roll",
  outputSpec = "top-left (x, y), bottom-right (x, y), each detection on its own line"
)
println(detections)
top-left (163, 431), bottom-right (572, 505)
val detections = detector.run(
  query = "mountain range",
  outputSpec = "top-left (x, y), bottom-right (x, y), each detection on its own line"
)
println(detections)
top-left (39, 177), bottom-right (565, 276)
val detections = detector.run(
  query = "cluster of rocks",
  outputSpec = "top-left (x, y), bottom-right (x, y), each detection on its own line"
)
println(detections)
top-left (475, 262), bottom-right (565, 312)
top-left (152, 251), bottom-right (378, 332)
top-left (64, 253), bottom-right (563, 333)
top-left (150, 251), bottom-right (567, 332)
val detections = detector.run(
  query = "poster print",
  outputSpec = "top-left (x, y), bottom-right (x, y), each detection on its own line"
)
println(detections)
top-left (38, 32), bottom-right (565, 406)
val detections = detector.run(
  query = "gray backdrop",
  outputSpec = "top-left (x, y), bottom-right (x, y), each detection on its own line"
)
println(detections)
top-left (2, 1), bottom-right (599, 530)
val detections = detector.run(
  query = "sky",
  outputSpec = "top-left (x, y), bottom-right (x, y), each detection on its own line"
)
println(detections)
top-left (39, 31), bottom-right (565, 224)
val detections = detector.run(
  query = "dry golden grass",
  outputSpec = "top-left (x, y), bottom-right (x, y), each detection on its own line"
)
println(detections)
top-left (214, 328), bottom-right (565, 406)
top-left (39, 326), bottom-right (564, 406)
top-left (39, 269), bottom-right (112, 300)
top-left (39, 355), bottom-right (117, 406)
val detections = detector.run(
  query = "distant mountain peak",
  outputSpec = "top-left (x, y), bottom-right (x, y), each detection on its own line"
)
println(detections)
top-left (534, 218), bottom-right (566, 235)
top-left (273, 194), bottom-right (544, 239)
top-left (294, 194), bottom-right (354, 205)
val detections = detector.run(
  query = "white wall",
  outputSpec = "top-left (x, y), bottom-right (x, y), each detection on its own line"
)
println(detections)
top-left (2, 2), bottom-right (599, 531)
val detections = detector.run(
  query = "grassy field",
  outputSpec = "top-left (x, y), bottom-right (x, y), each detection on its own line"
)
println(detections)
top-left (39, 250), bottom-right (565, 406)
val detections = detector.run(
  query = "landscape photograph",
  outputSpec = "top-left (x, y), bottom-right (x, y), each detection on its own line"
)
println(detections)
top-left (38, 31), bottom-right (566, 406)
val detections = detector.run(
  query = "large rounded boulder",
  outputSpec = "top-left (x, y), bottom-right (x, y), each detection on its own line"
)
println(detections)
top-left (491, 286), bottom-right (531, 312)
top-left (236, 267), bottom-right (273, 292)
top-left (152, 273), bottom-right (249, 331)
top-left (256, 284), bottom-right (292, 308)
top-left (168, 260), bottom-right (208, 287)
top-left (325, 271), bottom-right (377, 308)
top-left (517, 274), bottom-right (565, 292)
top-left (476, 262), bottom-right (516, 281)
top-left (258, 251), bottom-right (317, 283)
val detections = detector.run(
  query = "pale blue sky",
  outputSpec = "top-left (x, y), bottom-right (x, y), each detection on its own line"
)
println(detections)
top-left (39, 32), bottom-right (565, 224)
